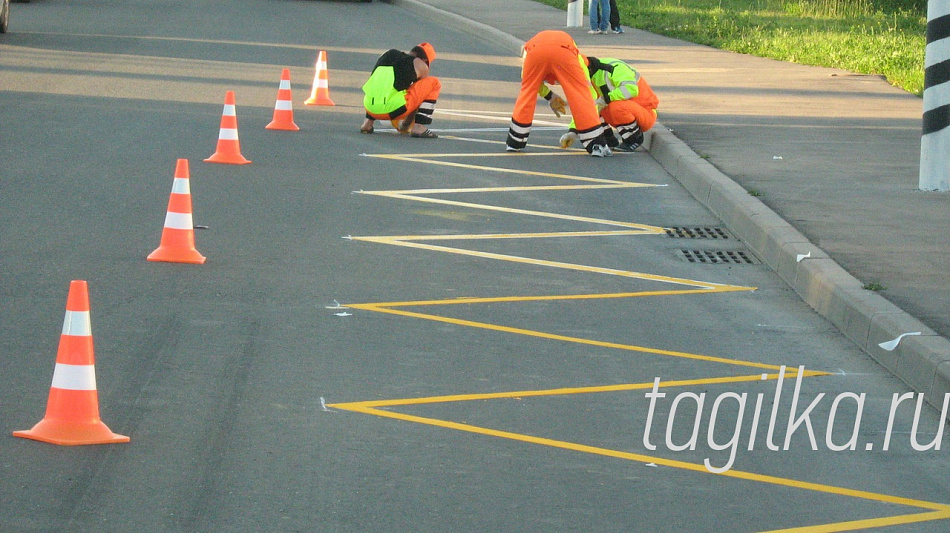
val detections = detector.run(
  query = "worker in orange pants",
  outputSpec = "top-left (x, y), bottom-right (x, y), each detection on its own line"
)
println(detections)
top-left (506, 30), bottom-right (611, 157)
top-left (560, 57), bottom-right (659, 152)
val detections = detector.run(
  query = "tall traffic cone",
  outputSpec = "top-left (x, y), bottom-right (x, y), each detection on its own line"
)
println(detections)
top-left (266, 68), bottom-right (300, 131)
top-left (204, 90), bottom-right (251, 164)
top-left (304, 51), bottom-right (335, 106)
top-left (148, 159), bottom-right (207, 264)
top-left (13, 281), bottom-right (130, 446)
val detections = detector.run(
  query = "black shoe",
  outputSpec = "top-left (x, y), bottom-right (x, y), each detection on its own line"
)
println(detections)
top-left (613, 142), bottom-right (639, 153)
top-left (411, 129), bottom-right (438, 138)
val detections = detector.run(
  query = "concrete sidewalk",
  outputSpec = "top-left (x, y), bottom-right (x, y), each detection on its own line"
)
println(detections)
top-left (386, 0), bottom-right (950, 404)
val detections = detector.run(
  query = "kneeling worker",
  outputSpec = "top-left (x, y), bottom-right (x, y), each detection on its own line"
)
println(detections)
top-left (561, 56), bottom-right (659, 152)
top-left (360, 42), bottom-right (440, 138)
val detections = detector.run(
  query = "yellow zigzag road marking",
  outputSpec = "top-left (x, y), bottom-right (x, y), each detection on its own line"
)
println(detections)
top-left (345, 142), bottom-right (949, 530)
top-left (351, 236), bottom-right (748, 290)
top-left (332, 372), bottom-right (827, 409)
top-left (761, 511), bottom-right (950, 532)
top-left (329, 374), bottom-right (950, 531)
top-left (356, 230), bottom-right (658, 240)
top-left (330, 404), bottom-right (950, 527)
top-left (348, 297), bottom-right (772, 369)
top-left (364, 152), bottom-right (632, 182)
top-left (356, 192), bottom-right (661, 228)
top-left (363, 183), bottom-right (648, 193)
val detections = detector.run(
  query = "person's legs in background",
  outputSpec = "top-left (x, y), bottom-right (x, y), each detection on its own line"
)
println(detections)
top-left (609, 0), bottom-right (623, 33)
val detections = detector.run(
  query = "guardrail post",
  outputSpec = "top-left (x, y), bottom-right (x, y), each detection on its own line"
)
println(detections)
top-left (920, 0), bottom-right (950, 191)
top-left (566, 0), bottom-right (584, 27)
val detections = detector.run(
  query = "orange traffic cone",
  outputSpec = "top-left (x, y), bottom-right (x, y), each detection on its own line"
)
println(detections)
top-left (266, 68), bottom-right (300, 131)
top-left (13, 280), bottom-right (130, 446)
top-left (304, 51), bottom-right (335, 106)
top-left (148, 159), bottom-right (207, 264)
top-left (205, 90), bottom-right (251, 164)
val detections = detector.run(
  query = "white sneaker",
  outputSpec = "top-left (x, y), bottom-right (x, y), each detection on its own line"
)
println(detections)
top-left (559, 131), bottom-right (578, 149)
top-left (506, 145), bottom-right (521, 152)
top-left (590, 144), bottom-right (613, 157)
top-left (588, 29), bottom-right (600, 34)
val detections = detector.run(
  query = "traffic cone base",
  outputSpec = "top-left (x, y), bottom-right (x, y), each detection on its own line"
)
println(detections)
top-left (147, 243), bottom-right (206, 264)
top-left (13, 423), bottom-right (129, 445)
top-left (204, 152), bottom-right (251, 165)
top-left (13, 280), bottom-right (129, 446)
top-left (13, 404), bottom-right (130, 446)
top-left (265, 119), bottom-right (300, 131)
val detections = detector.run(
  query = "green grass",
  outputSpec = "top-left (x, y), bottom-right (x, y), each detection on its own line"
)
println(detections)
top-left (532, 0), bottom-right (926, 95)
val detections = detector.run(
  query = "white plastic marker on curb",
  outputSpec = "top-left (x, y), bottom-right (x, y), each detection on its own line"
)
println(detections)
top-left (878, 331), bottom-right (922, 351)
top-left (796, 251), bottom-right (811, 262)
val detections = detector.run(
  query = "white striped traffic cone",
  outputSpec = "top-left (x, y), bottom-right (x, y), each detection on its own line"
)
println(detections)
top-left (205, 90), bottom-right (251, 164)
top-left (13, 280), bottom-right (130, 446)
top-left (266, 68), bottom-right (300, 131)
top-left (305, 51), bottom-right (335, 106)
top-left (148, 159), bottom-right (206, 264)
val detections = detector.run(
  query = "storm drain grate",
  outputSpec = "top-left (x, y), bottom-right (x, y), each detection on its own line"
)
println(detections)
top-left (665, 227), bottom-right (731, 239)
top-left (677, 249), bottom-right (759, 264)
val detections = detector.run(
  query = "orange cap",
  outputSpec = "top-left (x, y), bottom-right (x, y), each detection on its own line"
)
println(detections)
top-left (417, 42), bottom-right (436, 64)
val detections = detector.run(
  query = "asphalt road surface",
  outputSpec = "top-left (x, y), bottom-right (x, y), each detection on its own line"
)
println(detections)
top-left (2, 1), bottom-right (950, 532)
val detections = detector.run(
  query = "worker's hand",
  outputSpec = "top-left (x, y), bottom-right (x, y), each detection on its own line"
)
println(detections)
top-left (549, 95), bottom-right (567, 117)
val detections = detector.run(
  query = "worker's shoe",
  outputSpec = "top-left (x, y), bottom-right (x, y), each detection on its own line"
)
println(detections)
top-left (411, 128), bottom-right (438, 138)
top-left (589, 144), bottom-right (613, 157)
top-left (612, 142), bottom-right (639, 153)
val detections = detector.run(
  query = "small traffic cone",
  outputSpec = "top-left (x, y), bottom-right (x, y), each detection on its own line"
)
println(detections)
top-left (266, 68), bottom-right (300, 131)
top-left (148, 159), bottom-right (207, 264)
top-left (205, 90), bottom-right (251, 165)
top-left (304, 51), bottom-right (335, 106)
top-left (13, 281), bottom-right (130, 446)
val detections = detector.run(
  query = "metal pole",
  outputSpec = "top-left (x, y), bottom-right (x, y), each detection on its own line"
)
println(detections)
top-left (566, 0), bottom-right (584, 27)
top-left (920, 0), bottom-right (950, 191)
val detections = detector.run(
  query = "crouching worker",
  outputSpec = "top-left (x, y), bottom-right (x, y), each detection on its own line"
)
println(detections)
top-left (507, 30), bottom-right (611, 157)
top-left (561, 57), bottom-right (659, 152)
top-left (360, 42), bottom-right (440, 138)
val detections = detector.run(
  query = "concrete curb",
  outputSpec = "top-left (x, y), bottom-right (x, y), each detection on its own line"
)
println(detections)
top-left (385, 0), bottom-right (950, 408)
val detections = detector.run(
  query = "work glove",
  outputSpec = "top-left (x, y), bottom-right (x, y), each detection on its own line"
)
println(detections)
top-left (549, 95), bottom-right (567, 117)
top-left (559, 131), bottom-right (579, 149)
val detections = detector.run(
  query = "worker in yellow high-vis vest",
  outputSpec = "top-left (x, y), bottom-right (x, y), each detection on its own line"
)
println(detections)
top-left (360, 42), bottom-right (440, 138)
top-left (560, 56), bottom-right (659, 152)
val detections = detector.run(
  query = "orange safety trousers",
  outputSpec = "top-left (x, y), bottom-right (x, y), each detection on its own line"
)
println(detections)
top-left (365, 76), bottom-right (442, 122)
top-left (509, 31), bottom-right (604, 151)
top-left (600, 77), bottom-right (658, 132)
